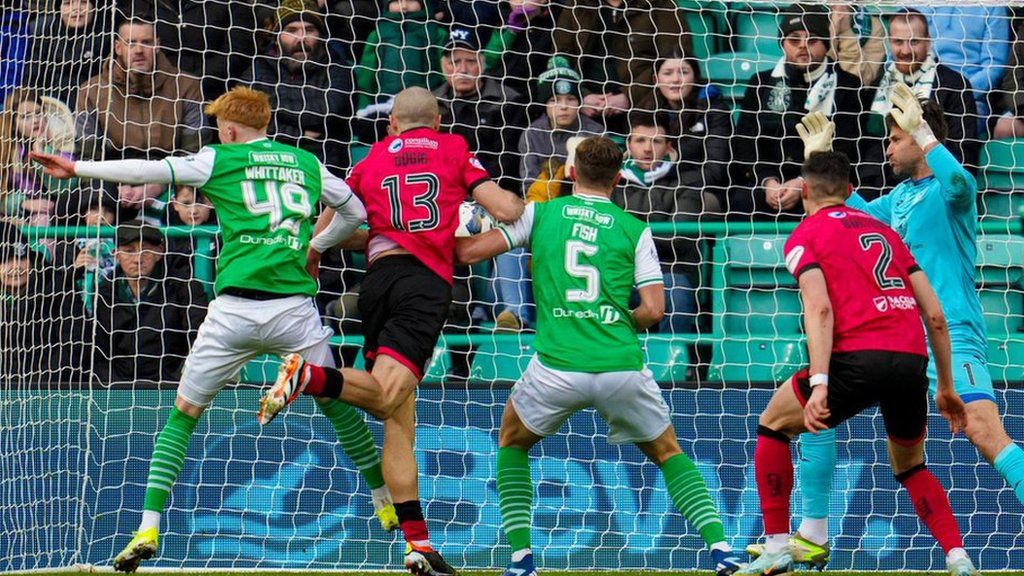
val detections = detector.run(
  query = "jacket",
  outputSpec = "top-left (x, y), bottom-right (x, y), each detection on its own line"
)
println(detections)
top-left (92, 262), bottom-right (208, 383)
top-left (434, 78), bottom-right (529, 192)
top-left (25, 6), bottom-right (114, 106)
top-left (552, 0), bottom-right (691, 109)
top-left (518, 114), bottom-right (603, 191)
top-left (76, 52), bottom-right (204, 160)
top-left (355, 10), bottom-right (446, 110)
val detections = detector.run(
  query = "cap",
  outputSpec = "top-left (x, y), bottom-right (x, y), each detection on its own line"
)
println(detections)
top-left (276, 0), bottom-right (326, 35)
top-left (778, 3), bottom-right (831, 42)
top-left (116, 220), bottom-right (164, 247)
top-left (444, 26), bottom-right (479, 53)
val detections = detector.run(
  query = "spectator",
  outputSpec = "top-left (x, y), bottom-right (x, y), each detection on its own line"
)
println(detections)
top-left (0, 234), bottom-right (84, 383)
top-left (76, 15), bottom-right (204, 160)
top-left (52, 191), bottom-right (117, 314)
top-left (551, 0), bottom-right (691, 135)
top-left (92, 221), bottom-right (208, 384)
top-left (519, 61), bottom-right (603, 198)
top-left (241, 0), bottom-right (354, 172)
top-left (992, 17), bottom-right (1024, 139)
top-left (0, 89), bottom-right (78, 228)
top-left (733, 3), bottom-right (867, 217)
top-left (434, 26), bottom-right (528, 191)
top-left (317, 0), bottom-right (381, 63)
top-left (643, 48), bottom-right (731, 208)
top-left (859, 8), bottom-right (977, 194)
top-left (118, 0), bottom-right (260, 100)
top-left (0, 7), bottom-right (29, 105)
top-left (354, 0), bottom-right (446, 117)
top-left (482, 0), bottom-right (560, 101)
top-left (827, 3), bottom-right (886, 85)
top-left (921, 5), bottom-right (1009, 134)
top-left (24, 0), bottom-right (116, 107)
top-left (611, 113), bottom-right (705, 334)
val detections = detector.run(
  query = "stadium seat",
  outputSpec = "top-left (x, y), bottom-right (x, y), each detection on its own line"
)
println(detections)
top-left (704, 51), bottom-right (777, 101)
top-left (730, 4), bottom-right (783, 58)
top-left (349, 143), bottom-right (371, 166)
top-left (239, 354), bottom-right (282, 385)
top-left (979, 140), bottom-right (1024, 191)
top-left (988, 337), bottom-right (1024, 384)
top-left (470, 341), bottom-right (531, 382)
top-left (979, 190), bottom-right (1024, 220)
top-left (423, 346), bottom-right (451, 384)
top-left (712, 234), bottom-right (802, 337)
top-left (707, 337), bottom-right (807, 383)
top-left (977, 235), bottom-right (1024, 335)
top-left (677, 0), bottom-right (727, 60)
top-left (644, 337), bottom-right (691, 383)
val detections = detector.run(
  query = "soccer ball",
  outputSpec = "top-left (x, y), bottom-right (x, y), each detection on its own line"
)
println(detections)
top-left (455, 201), bottom-right (496, 238)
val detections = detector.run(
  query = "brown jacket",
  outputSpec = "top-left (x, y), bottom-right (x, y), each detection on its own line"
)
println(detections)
top-left (75, 52), bottom-right (203, 159)
top-left (553, 0), bottom-right (691, 111)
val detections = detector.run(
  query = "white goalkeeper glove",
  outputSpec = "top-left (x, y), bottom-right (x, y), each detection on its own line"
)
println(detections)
top-left (796, 111), bottom-right (835, 156)
top-left (890, 82), bottom-right (938, 150)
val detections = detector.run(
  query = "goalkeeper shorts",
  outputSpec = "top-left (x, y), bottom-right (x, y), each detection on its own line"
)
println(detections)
top-left (792, 350), bottom-right (929, 445)
top-left (510, 357), bottom-right (671, 445)
top-left (927, 350), bottom-right (995, 404)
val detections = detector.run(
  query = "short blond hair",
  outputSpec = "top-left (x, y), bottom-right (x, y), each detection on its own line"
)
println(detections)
top-left (205, 87), bottom-right (272, 130)
top-left (391, 87), bottom-right (439, 131)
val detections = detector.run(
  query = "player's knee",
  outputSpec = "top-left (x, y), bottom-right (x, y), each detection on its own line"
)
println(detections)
top-left (377, 380), bottom-right (414, 419)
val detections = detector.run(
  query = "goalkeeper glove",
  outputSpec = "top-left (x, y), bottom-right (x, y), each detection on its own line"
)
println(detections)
top-left (890, 82), bottom-right (938, 150)
top-left (796, 111), bottom-right (835, 156)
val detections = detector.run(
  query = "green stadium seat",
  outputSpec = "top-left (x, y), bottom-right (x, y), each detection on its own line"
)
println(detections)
top-left (976, 235), bottom-right (1024, 335)
top-left (644, 337), bottom-right (691, 384)
top-left (470, 341), bottom-right (531, 382)
top-left (988, 337), bottom-right (1024, 384)
top-left (979, 290), bottom-right (1024, 335)
top-left (979, 191), bottom-right (1024, 220)
top-left (979, 140), bottom-right (1024, 191)
top-left (422, 346), bottom-right (451, 384)
top-left (704, 51), bottom-right (776, 101)
top-left (707, 338), bottom-right (807, 384)
top-left (677, 0), bottom-right (727, 60)
top-left (349, 143), bottom-right (371, 166)
top-left (732, 5), bottom-right (783, 58)
top-left (239, 354), bottom-right (282, 385)
top-left (712, 235), bottom-right (802, 337)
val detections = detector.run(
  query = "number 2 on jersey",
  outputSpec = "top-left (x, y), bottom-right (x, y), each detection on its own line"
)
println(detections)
top-left (565, 240), bottom-right (599, 302)
top-left (382, 173), bottom-right (440, 232)
top-left (241, 180), bottom-right (312, 235)
top-left (859, 232), bottom-right (905, 290)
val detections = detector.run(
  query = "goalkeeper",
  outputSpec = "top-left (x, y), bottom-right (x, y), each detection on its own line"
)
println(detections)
top-left (32, 87), bottom-right (396, 572)
top-left (750, 83), bottom-right (1024, 568)
top-left (454, 136), bottom-right (746, 576)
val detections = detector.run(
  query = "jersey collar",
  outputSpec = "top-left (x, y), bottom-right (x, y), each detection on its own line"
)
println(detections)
top-left (573, 191), bottom-right (613, 203)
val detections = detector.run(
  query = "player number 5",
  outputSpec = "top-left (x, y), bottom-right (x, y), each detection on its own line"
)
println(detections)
top-left (565, 240), bottom-right (599, 302)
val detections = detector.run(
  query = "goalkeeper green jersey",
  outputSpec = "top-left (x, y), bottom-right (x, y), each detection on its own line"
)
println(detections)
top-left (160, 139), bottom-right (357, 297)
top-left (499, 193), bottom-right (663, 372)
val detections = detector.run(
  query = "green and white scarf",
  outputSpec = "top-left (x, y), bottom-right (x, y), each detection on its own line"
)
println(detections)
top-left (619, 157), bottom-right (674, 187)
top-left (871, 53), bottom-right (938, 116)
top-left (768, 58), bottom-right (838, 115)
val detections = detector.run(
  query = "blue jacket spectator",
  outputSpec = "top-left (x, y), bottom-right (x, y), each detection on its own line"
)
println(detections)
top-left (0, 9), bottom-right (29, 105)
top-left (922, 5), bottom-right (1009, 130)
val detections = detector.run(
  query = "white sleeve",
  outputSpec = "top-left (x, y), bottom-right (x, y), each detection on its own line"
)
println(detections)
top-left (162, 147), bottom-right (216, 187)
top-left (309, 195), bottom-right (367, 254)
top-left (497, 202), bottom-right (535, 249)
top-left (634, 228), bottom-right (663, 287)
top-left (319, 163), bottom-right (356, 209)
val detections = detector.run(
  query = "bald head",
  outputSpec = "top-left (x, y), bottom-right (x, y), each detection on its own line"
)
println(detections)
top-left (390, 87), bottom-right (441, 133)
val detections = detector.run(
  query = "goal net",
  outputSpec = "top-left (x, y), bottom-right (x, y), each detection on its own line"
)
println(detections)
top-left (1, 0), bottom-right (1023, 572)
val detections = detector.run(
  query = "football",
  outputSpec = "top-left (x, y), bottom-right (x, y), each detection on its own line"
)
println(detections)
top-left (455, 201), bottom-right (496, 237)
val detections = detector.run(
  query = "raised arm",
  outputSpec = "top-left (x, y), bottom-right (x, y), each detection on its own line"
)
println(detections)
top-left (31, 147), bottom-right (216, 187)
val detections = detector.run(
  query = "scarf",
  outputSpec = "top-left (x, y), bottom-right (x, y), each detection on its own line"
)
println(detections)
top-left (768, 58), bottom-right (837, 115)
top-left (871, 53), bottom-right (938, 116)
top-left (619, 156), bottom-right (674, 187)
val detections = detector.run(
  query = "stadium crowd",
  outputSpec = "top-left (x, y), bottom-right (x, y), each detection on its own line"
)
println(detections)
top-left (0, 0), bottom-right (1021, 384)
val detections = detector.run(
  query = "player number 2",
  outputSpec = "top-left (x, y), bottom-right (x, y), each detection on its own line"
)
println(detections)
top-left (382, 173), bottom-right (440, 232)
top-left (858, 232), bottom-right (905, 290)
top-left (241, 180), bottom-right (312, 235)
top-left (565, 240), bottom-right (599, 302)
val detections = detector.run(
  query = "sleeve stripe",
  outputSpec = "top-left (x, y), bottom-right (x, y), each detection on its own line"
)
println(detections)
top-left (467, 177), bottom-right (490, 194)
top-left (636, 277), bottom-right (664, 287)
top-left (164, 158), bottom-right (176, 186)
top-left (794, 263), bottom-right (822, 279)
top-left (498, 226), bottom-right (514, 249)
top-left (908, 264), bottom-right (922, 275)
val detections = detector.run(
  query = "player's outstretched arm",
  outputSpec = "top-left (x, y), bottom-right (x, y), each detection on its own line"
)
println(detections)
top-left (32, 149), bottom-right (213, 187)
top-left (471, 180), bottom-right (525, 223)
top-left (909, 270), bottom-right (966, 433)
top-left (454, 230), bottom-right (512, 265)
top-left (631, 283), bottom-right (665, 331)
top-left (798, 268), bottom-right (834, 433)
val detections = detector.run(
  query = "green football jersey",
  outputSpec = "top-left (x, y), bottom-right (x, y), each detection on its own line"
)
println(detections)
top-left (165, 139), bottom-right (353, 297)
top-left (500, 194), bottom-right (663, 372)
